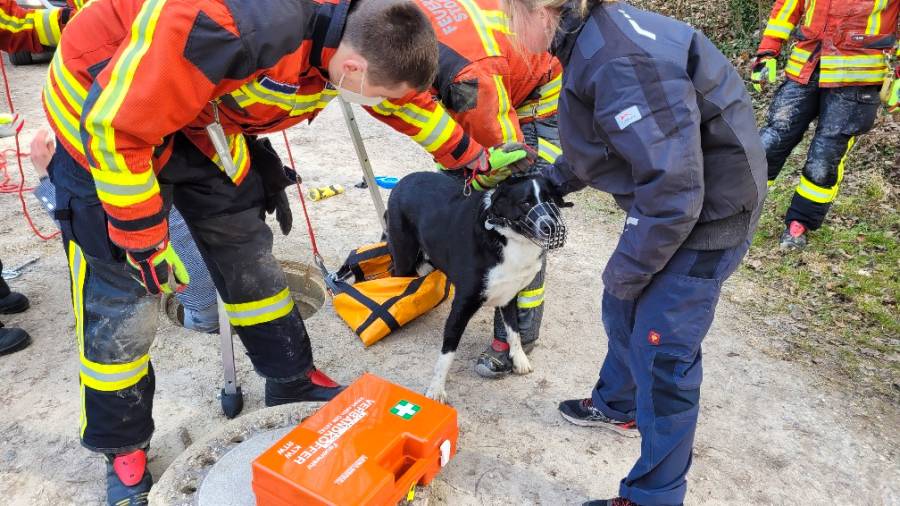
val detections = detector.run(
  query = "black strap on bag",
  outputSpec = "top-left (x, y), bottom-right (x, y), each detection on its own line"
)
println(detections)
top-left (353, 274), bottom-right (430, 336)
top-left (335, 243), bottom-right (392, 283)
top-left (331, 278), bottom-right (402, 333)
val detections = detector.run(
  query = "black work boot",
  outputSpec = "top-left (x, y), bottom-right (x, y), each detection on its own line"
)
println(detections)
top-left (106, 449), bottom-right (152, 506)
top-left (265, 369), bottom-right (344, 406)
top-left (0, 322), bottom-right (30, 355)
top-left (0, 290), bottom-right (29, 314)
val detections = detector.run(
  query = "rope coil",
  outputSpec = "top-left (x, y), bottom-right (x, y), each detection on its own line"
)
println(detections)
top-left (0, 54), bottom-right (59, 240)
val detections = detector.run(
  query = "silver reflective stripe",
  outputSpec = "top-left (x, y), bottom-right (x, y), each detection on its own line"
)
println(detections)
top-left (419, 112), bottom-right (450, 147)
top-left (93, 176), bottom-right (156, 196)
top-left (79, 362), bottom-right (148, 384)
top-left (226, 294), bottom-right (293, 321)
top-left (517, 293), bottom-right (544, 307)
top-left (399, 106), bottom-right (430, 125)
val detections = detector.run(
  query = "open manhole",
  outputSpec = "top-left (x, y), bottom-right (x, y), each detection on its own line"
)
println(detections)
top-left (279, 260), bottom-right (326, 319)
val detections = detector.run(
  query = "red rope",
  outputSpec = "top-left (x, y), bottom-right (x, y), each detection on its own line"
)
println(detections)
top-left (0, 54), bottom-right (59, 240)
top-left (281, 130), bottom-right (320, 258)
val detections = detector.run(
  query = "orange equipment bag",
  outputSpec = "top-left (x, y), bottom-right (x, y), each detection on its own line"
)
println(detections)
top-left (329, 242), bottom-right (452, 347)
top-left (252, 373), bottom-right (459, 506)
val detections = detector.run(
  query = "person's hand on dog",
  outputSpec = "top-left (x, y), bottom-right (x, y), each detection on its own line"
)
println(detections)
top-left (30, 129), bottom-right (56, 179)
top-left (470, 143), bottom-right (537, 190)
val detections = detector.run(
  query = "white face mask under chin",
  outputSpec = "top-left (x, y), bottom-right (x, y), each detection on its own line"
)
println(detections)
top-left (335, 72), bottom-right (385, 106)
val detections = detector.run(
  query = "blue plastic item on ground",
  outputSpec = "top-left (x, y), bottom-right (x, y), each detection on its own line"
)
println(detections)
top-left (374, 176), bottom-right (399, 189)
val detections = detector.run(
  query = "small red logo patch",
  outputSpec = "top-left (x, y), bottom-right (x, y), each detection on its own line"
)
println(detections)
top-left (648, 330), bottom-right (661, 346)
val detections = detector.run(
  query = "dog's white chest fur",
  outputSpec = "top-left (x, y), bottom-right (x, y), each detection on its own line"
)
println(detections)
top-left (483, 233), bottom-right (543, 307)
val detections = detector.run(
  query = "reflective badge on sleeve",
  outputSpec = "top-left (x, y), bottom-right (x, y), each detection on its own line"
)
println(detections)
top-left (615, 105), bottom-right (642, 130)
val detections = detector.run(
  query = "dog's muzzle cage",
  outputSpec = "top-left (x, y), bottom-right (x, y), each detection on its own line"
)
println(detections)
top-left (519, 202), bottom-right (567, 250)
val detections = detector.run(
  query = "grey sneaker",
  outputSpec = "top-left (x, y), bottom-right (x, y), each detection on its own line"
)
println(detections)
top-left (474, 339), bottom-right (514, 378)
top-left (779, 220), bottom-right (808, 250)
top-left (558, 398), bottom-right (639, 438)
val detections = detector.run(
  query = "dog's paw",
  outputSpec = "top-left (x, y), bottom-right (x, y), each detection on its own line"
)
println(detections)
top-left (425, 386), bottom-right (449, 404)
top-left (511, 350), bottom-right (533, 375)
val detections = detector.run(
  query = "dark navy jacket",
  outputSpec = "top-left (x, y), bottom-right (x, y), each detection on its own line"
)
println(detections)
top-left (545, 1), bottom-right (767, 300)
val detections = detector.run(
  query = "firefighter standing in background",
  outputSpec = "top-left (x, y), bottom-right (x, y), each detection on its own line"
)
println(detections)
top-left (0, 0), bottom-right (70, 137)
top-left (751, 0), bottom-right (900, 249)
top-left (367, 0), bottom-right (563, 378)
top-left (0, 0), bottom-right (71, 355)
top-left (40, 0), bottom-right (446, 503)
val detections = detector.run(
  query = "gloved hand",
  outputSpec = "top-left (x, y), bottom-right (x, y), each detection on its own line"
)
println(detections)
top-left (266, 190), bottom-right (293, 235)
top-left (126, 240), bottom-right (190, 295)
top-left (248, 136), bottom-right (294, 236)
top-left (750, 52), bottom-right (777, 93)
top-left (884, 67), bottom-right (900, 114)
top-left (470, 143), bottom-right (536, 191)
top-left (0, 113), bottom-right (23, 139)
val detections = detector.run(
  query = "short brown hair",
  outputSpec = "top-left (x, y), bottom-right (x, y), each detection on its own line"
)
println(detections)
top-left (344, 0), bottom-right (439, 91)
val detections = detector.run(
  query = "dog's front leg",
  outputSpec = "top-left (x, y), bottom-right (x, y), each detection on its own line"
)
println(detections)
top-left (500, 300), bottom-right (533, 375)
top-left (426, 296), bottom-right (481, 404)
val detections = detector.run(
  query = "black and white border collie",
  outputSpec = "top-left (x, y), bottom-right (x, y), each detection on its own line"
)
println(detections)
top-left (386, 171), bottom-right (571, 403)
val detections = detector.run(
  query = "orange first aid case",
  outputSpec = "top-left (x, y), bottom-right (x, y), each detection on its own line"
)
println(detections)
top-left (252, 374), bottom-right (459, 506)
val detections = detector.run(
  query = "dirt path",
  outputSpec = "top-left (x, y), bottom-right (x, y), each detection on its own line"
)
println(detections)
top-left (1, 57), bottom-right (897, 506)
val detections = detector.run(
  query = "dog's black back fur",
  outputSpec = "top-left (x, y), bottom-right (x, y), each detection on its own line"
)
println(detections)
top-left (388, 172), bottom-right (499, 296)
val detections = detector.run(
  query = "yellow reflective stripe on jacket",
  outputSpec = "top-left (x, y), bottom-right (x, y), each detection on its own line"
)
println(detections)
top-left (80, 355), bottom-right (150, 392)
top-left (865, 0), bottom-right (889, 34)
top-left (91, 166), bottom-right (160, 207)
top-left (44, 77), bottom-right (84, 155)
top-left (795, 137), bottom-right (853, 203)
top-left (0, 7), bottom-right (34, 33)
top-left (211, 133), bottom-right (250, 183)
top-left (33, 8), bottom-right (61, 46)
top-left (819, 68), bottom-right (887, 84)
top-left (456, 0), bottom-right (509, 56)
top-left (517, 285), bottom-right (545, 309)
top-left (372, 101), bottom-right (456, 153)
top-left (785, 46), bottom-right (813, 76)
top-left (763, 19), bottom-right (794, 39)
top-left (230, 84), bottom-right (337, 117)
top-left (516, 74), bottom-right (562, 119)
top-left (84, 0), bottom-right (167, 174)
top-left (45, 53), bottom-right (88, 154)
top-left (51, 50), bottom-right (89, 104)
top-left (763, 0), bottom-right (800, 39)
top-left (224, 287), bottom-right (295, 326)
top-left (537, 137), bottom-right (561, 164)
top-left (820, 54), bottom-right (886, 69)
top-left (803, 0), bottom-right (816, 27)
top-left (492, 75), bottom-right (516, 143)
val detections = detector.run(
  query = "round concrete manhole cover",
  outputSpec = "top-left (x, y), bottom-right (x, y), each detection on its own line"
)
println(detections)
top-left (150, 404), bottom-right (318, 506)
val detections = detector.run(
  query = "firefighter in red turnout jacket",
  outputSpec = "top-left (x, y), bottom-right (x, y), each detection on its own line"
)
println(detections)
top-left (0, 0), bottom-right (70, 137)
top-left (752, 0), bottom-right (900, 248)
top-left (41, 0), bottom-right (439, 503)
top-left (367, 0), bottom-right (563, 378)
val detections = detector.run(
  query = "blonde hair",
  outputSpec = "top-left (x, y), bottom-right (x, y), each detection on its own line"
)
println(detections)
top-left (504, 0), bottom-right (610, 21)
